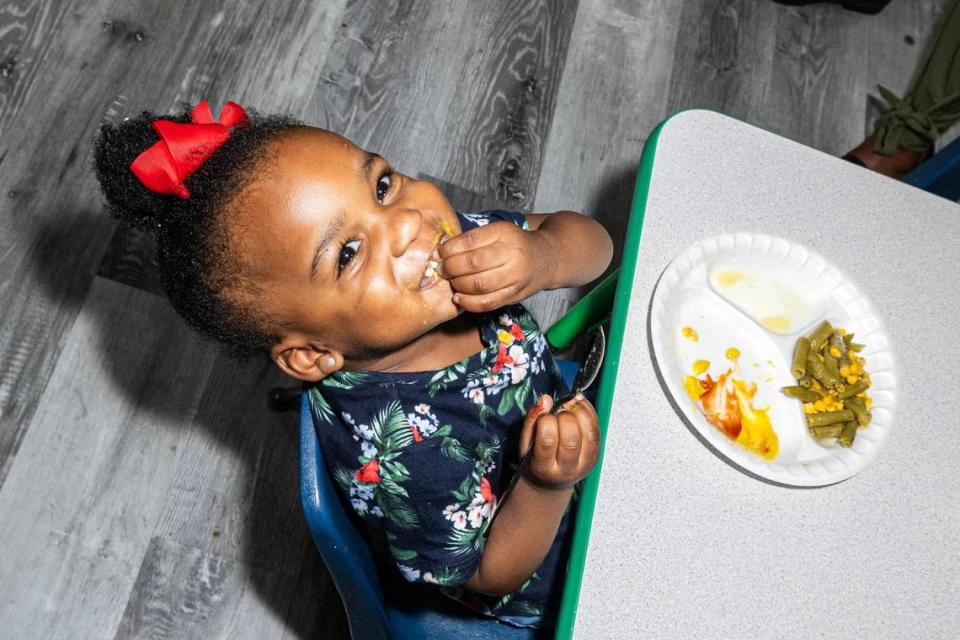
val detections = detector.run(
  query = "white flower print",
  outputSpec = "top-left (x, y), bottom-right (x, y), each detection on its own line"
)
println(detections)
top-left (508, 344), bottom-right (529, 384)
top-left (351, 483), bottom-right (374, 501)
top-left (351, 498), bottom-right (369, 515)
top-left (451, 511), bottom-right (468, 530)
top-left (443, 503), bottom-right (461, 519)
top-left (422, 572), bottom-right (438, 585)
top-left (468, 387), bottom-right (484, 405)
top-left (467, 506), bottom-right (485, 528)
top-left (398, 565), bottom-right (420, 582)
top-left (408, 411), bottom-right (439, 437)
top-left (414, 403), bottom-right (430, 415)
top-left (370, 506), bottom-right (384, 518)
top-left (360, 440), bottom-right (378, 459)
top-left (499, 313), bottom-right (512, 327)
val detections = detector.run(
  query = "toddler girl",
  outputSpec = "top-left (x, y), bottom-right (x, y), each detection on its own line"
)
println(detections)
top-left (94, 100), bottom-right (613, 628)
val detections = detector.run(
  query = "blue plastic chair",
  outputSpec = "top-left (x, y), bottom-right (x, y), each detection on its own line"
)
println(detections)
top-left (299, 390), bottom-right (555, 639)
top-left (902, 134), bottom-right (960, 201)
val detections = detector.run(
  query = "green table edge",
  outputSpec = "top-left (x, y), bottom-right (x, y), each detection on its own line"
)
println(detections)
top-left (553, 114), bottom-right (673, 639)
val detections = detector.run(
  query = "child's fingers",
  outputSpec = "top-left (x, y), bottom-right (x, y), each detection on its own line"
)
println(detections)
top-left (530, 414), bottom-right (560, 472)
top-left (555, 412), bottom-right (582, 468)
top-left (570, 398), bottom-right (601, 468)
top-left (436, 224), bottom-right (499, 260)
top-left (449, 265), bottom-right (517, 296)
top-left (439, 247), bottom-right (507, 279)
top-left (520, 395), bottom-right (552, 456)
top-left (453, 287), bottom-right (523, 312)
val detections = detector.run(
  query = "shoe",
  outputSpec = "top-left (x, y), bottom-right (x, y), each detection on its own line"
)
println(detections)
top-left (771, 0), bottom-right (892, 14)
top-left (842, 135), bottom-right (930, 180)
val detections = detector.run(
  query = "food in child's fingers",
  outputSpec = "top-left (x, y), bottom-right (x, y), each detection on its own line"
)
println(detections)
top-left (783, 321), bottom-right (873, 447)
top-left (419, 221), bottom-right (455, 291)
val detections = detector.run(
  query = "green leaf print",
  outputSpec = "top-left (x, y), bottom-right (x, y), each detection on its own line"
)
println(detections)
top-left (333, 465), bottom-right (355, 492)
top-left (431, 566), bottom-right (464, 587)
top-left (376, 489), bottom-right (418, 529)
top-left (451, 475), bottom-right (473, 504)
top-left (322, 371), bottom-right (369, 390)
top-left (517, 311), bottom-right (541, 342)
top-left (386, 532), bottom-right (418, 562)
top-left (433, 424), bottom-right (452, 438)
top-left (441, 437), bottom-right (470, 462)
top-left (448, 524), bottom-right (486, 557)
top-left (496, 375), bottom-right (533, 416)
top-left (427, 360), bottom-right (469, 397)
top-left (308, 387), bottom-right (335, 425)
top-left (378, 475), bottom-right (410, 498)
top-left (371, 401), bottom-right (413, 454)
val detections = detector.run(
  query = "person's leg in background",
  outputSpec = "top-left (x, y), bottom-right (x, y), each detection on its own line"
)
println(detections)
top-left (843, 0), bottom-right (960, 178)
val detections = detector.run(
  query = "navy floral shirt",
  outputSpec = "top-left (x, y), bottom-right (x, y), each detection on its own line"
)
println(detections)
top-left (307, 210), bottom-right (572, 628)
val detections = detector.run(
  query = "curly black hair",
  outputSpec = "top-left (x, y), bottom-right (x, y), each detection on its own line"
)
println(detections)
top-left (94, 106), bottom-right (301, 358)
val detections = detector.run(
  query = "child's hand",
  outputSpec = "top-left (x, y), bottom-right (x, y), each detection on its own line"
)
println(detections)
top-left (518, 394), bottom-right (601, 490)
top-left (437, 222), bottom-right (555, 312)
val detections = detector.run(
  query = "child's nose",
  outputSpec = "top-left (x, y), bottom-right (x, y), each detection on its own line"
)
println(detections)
top-left (387, 207), bottom-right (422, 257)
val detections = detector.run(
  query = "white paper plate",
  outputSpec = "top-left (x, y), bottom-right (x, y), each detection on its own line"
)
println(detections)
top-left (649, 233), bottom-right (896, 486)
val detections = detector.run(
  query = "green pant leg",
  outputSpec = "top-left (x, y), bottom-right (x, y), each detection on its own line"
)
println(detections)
top-left (874, 0), bottom-right (960, 155)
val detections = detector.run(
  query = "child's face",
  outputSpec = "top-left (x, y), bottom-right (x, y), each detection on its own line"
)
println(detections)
top-left (230, 126), bottom-right (463, 377)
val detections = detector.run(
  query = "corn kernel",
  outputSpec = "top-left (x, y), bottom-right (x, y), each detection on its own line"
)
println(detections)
top-left (692, 359), bottom-right (710, 375)
top-left (837, 327), bottom-right (848, 336)
top-left (865, 396), bottom-right (874, 408)
top-left (803, 403), bottom-right (815, 414)
top-left (846, 375), bottom-right (858, 384)
top-left (840, 366), bottom-right (850, 377)
top-left (829, 347), bottom-right (841, 358)
top-left (814, 400), bottom-right (825, 412)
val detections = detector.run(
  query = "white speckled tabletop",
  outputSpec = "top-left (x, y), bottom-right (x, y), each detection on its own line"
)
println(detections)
top-left (572, 110), bottom-right (960, 640)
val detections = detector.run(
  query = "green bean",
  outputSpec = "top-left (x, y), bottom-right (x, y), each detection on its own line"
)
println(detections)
top-left (838, 421), bottom-right (858, 447)
top-left (809, 320), bottom-right (834, 353)
top-left (806, 410), bottom-right (855, 428)
top-left (845, 397), bottom-right (872, 427)
top-left (791, 337), bottom-right (810, 380)
top-left (848, 342), bottom-right (865, 352)
top-left (806, 354), bottom-right (828, 385)
top-left (822, 352), bottom-right (840, 389)
top-left (797, 376), bottom-right (813, 389)
top-left (829, 331), bottom-right (845, 354)
top-left (810, 424), bottom-right (843, 440)
top-left (842, 332), bottom-right (855, 346)
top-left (781, 386), bottom-right (820, 402)
top-left (838, 379), bottom-right (870, 400)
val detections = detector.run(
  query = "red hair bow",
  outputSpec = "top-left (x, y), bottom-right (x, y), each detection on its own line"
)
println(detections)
top-left (130, 99), bottom-right (249, 199)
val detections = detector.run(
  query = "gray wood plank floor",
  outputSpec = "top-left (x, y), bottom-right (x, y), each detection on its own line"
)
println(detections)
top-left (0, 1), bottom-right (950, 638)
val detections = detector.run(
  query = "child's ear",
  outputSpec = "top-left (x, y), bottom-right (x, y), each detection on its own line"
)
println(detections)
top-left (271, 340), bottom-right (343, 382)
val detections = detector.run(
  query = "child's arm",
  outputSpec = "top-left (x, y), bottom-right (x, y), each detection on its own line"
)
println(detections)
top-left (437, 210), bottom-right (613, 313)
top-left (465, 394), bottom-right (600, 597)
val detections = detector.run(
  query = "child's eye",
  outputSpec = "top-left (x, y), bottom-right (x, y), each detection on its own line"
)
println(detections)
top-left (338, 239), bottom-right (361, 273)
top-left (376, 172), bottom-right (393, 202)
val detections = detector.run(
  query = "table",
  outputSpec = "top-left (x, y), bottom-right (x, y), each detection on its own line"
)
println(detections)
top-left (558, 110), bottom-right (960, 639)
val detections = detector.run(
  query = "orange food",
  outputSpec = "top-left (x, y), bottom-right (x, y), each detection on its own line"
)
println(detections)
top-left (697, 370), bottom-right (779, 460)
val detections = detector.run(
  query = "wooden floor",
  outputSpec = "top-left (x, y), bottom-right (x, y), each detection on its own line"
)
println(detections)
top-left (0, 1), bottom-right (952, 638)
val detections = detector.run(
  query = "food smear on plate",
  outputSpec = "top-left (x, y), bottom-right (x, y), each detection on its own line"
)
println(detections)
top-left (681, 326), bottom-right (699, 342)
top-left (685, 355), bottom-right (780, 461)
top-left (709, 267), bottom-right (820, 335)
top-left (782, 320), bottom-right (873, 447)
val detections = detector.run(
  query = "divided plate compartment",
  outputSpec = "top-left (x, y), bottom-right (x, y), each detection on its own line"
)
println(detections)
top-left (649, 233), bottom-right (897, 487)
